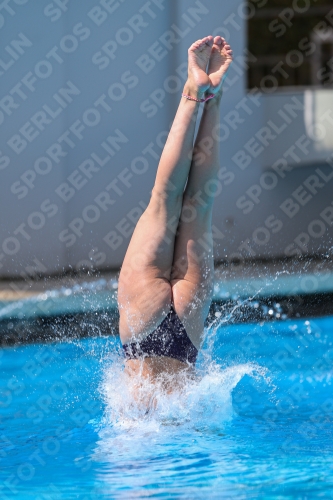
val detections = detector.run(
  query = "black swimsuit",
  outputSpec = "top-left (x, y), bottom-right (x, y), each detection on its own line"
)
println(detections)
top-left (122, 305), bottom-right (198, 365)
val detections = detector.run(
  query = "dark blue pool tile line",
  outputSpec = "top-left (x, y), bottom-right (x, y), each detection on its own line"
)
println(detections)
top-left (1, 293), bottom-right (333, 347)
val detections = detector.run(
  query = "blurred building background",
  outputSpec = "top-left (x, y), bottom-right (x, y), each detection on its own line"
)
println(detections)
top-left (0, 0), bottom-right (333, 279)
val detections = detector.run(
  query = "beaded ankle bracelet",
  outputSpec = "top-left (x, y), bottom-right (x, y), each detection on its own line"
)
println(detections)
top-left (182, 93), bottom-right (215, 103)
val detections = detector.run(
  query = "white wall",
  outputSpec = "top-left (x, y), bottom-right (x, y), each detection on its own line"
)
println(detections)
top-left (1, 0), bottom-right (333, 278)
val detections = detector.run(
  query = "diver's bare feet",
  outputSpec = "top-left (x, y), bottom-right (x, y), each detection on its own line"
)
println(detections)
top-left (185, 36), bottom-right (214, 99)
top-left (207, 36), bottom-right (233, 96)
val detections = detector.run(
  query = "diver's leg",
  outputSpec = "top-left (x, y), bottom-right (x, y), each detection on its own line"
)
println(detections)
top-left (171, 37), bottom-right (233, 349)
top-left (118, 37), bottom-right (214, 344)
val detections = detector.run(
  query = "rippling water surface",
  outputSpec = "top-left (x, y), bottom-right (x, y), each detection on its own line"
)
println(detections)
top-left (1, 315), bottom-right (333, 499)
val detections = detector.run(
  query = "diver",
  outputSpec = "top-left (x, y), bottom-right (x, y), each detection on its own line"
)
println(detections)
top-left (118, 36), bottom-right (233, 386)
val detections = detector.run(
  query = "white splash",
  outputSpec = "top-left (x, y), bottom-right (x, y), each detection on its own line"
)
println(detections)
top-left (98, 354), bottom-right (268, 434)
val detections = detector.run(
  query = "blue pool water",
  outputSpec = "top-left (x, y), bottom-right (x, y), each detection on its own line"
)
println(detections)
top-left (1, 315), bottom-right (333, 499)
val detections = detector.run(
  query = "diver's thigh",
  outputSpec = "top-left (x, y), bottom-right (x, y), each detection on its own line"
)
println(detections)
top-left (119, 194), bottom-right (182, 284)
top-left (171, 279), bottom-right (212, 349)
top-left (118, 276), bottom-right (172, 344)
